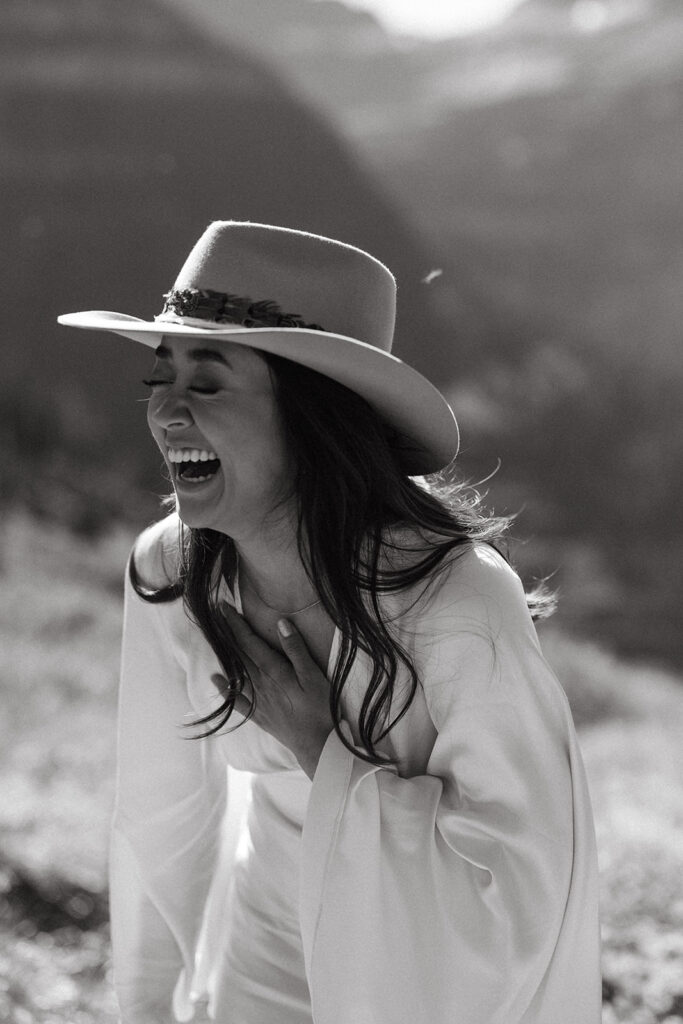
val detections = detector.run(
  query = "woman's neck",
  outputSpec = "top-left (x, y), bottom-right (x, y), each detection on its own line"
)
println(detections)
top-left (228, 516), bottom-right (319, 614)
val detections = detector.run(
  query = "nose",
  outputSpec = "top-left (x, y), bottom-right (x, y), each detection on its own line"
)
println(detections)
top-left (147, 387), bottom-right (194, 431)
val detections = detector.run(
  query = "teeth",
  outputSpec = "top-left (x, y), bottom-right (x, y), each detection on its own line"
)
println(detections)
top-left (167, 448), bottom-right (218, 463)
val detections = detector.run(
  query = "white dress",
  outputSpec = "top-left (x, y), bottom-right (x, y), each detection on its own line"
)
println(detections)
top-left (109, 523), bottom-right (602, 1024)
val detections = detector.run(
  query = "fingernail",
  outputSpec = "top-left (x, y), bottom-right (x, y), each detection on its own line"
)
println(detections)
top-left (277, 618), bottom-right (294, 637)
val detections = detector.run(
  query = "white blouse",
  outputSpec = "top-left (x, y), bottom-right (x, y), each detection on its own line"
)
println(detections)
top-left (109, 527), bottom-right (602, 1024)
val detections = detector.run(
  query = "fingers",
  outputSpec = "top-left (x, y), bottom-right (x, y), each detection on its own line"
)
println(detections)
top-left (220, 602), bottom-right (323, 692)
top-left (277, 618), bottom-right (320, 685)
top-left (210, 672), bottom-right (252, 718)
top-left (221, 602), bottom-right (281, 671)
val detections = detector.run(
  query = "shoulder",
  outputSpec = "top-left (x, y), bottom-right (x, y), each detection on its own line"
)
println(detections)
top-left (407, 543), bottom-right (543, 716)
top-left (414, 541), bottom-right (531, 639)
top-left (129, 512), bottom-right (184, 590)
top-left (441, 542), bottom-right (525, 600)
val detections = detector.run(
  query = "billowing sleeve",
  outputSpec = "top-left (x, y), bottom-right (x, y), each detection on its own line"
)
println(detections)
top-left (109, 565), bottom-right (228, 1024)
top-left (299, 546), bottom-right (602, 1024)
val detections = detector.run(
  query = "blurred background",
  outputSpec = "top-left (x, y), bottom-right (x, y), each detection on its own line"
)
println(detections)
top-left (1, 0), bottom-right (682, 1020)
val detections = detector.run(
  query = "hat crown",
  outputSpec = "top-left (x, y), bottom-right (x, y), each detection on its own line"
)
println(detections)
top-left (165, 221), bottom-right (397, 352)
top-left (57, 220), bottom-right (459, 474)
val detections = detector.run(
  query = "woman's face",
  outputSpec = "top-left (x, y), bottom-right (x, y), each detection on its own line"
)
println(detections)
top-left (145, 336), bottom-right (294, 537)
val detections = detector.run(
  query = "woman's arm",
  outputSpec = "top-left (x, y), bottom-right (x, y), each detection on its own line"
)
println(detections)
top-left (110, 551), bottom-right (227, 1023)
top-left (299, 546), bottom-right (602, 1024)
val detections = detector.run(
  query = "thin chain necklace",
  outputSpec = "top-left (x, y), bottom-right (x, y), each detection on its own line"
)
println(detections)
top-left (235, 552), bottom-right (322, 616)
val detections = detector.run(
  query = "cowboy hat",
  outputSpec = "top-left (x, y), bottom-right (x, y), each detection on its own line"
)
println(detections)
top-left (58, 221), bottom-right (459, 475)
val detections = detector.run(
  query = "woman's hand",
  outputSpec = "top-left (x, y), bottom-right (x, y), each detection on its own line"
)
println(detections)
top-left (211, 603), bottom-right (334, 780)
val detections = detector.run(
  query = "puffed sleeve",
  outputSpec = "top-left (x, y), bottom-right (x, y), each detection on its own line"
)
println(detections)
top-left (109, 561), bottom-right (228, 1024)
top-left (299, 545), bottom-right (602, 1024)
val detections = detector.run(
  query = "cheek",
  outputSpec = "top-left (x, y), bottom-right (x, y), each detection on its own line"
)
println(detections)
top-left (146, 404), bottom-right (166, 450)
top-left (255, 429), bottom-right (294, 496)
top-left (215, 402), bottom-right (290, 477)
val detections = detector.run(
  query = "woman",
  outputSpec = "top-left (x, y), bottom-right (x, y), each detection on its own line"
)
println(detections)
top-left (59, 221), bottom-right (602, 1024)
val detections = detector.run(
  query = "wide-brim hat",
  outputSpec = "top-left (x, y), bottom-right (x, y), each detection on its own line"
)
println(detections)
top-left (58, 221), bottom-right (459, 475)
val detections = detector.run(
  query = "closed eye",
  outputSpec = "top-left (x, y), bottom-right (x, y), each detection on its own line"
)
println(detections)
top-left (142, 379), bottom-right (220, 395)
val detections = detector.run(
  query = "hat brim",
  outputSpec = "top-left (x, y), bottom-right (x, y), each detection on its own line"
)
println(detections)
top-left (58, 310), bottom-right (459, 475)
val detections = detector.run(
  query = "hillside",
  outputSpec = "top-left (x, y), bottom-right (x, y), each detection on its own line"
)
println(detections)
top-left (2, 0), bottom-right (452, 523)
top-left (193, 0), bottom-right (683, 666)
top-left (4, 0), bottom-right (683, 665)
top-left (218, 0), bottom-right (683, 371)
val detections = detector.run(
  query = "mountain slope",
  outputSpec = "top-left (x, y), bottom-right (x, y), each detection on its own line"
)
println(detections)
top-left (2, 0), bottom-right (453, 518)
top-left (199, 0), bottom-right (683, 666)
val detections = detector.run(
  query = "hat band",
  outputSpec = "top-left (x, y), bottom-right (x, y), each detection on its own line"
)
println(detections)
top-left (155, 287), bottom-right (326, 331)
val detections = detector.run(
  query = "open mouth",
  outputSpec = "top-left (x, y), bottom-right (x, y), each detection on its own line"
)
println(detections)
top-left (168, 448), bottom-right (221, 485)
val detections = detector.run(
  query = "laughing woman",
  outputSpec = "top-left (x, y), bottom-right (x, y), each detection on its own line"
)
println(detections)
top-left (59, 222), bottom-right (601, 1024)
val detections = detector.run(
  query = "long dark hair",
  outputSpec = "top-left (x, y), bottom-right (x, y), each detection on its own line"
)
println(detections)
top-left (131, 352), bottom-right (554, 765)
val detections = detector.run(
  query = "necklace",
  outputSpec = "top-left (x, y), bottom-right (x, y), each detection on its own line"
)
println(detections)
top-left (235, 552), bottom-right (322, 616)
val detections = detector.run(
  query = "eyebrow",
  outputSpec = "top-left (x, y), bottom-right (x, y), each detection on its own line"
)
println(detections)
top-left (154, 343), bottom-right (232, 367)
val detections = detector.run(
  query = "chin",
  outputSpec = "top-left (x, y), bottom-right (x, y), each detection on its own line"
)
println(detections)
top-left (175, 508), bottom-right (204, 530)
top-left (175, 503), bottom-right (222, 532)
